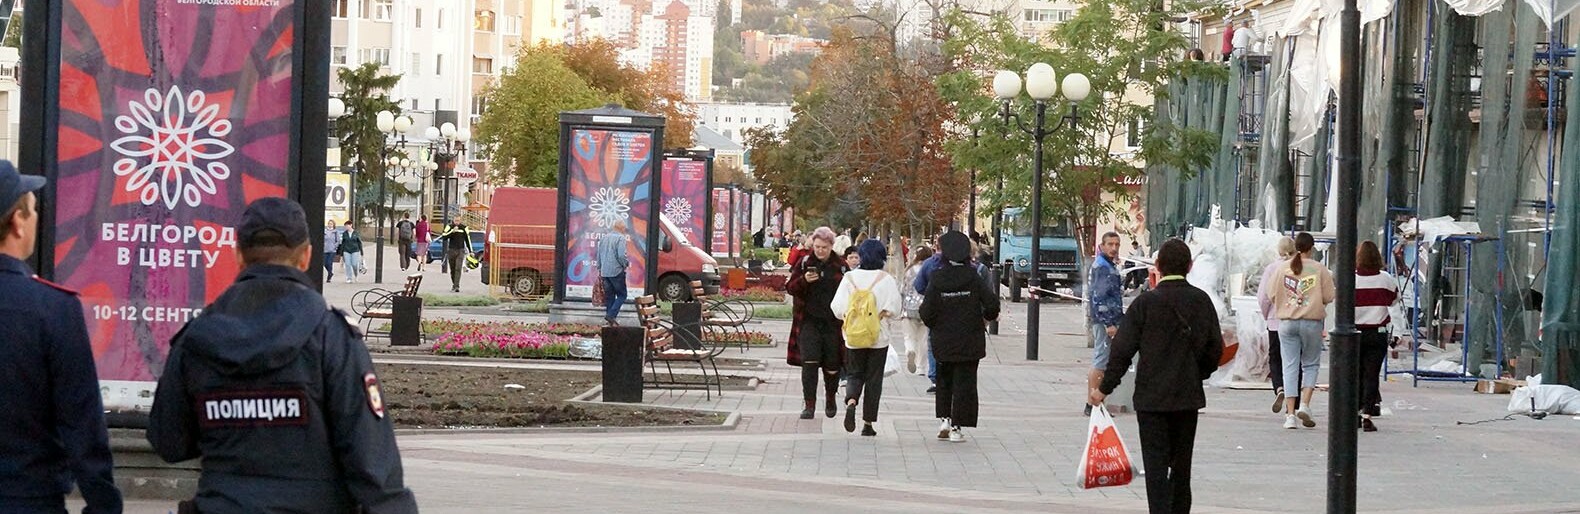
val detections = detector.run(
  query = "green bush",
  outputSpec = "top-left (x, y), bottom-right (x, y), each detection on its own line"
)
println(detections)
top-left (755, 305), bottom-right (793, 319)
top-left (419, 294), bottom-right (500, 307)
top-left (506, 298), bottom-right (550, 313)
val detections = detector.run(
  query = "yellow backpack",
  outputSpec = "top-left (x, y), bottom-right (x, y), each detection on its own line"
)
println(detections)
top-left (843, 274), bottom-right (885, 348)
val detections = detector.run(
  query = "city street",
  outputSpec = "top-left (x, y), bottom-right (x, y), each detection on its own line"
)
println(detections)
top-left (99, 247), bottom-right (1580, 513)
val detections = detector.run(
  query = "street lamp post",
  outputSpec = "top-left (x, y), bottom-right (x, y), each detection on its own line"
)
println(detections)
top-left (425, 122), bottom-right (470, 273)
top-left (327, 98), bottom-right (348, 226)
top-left (1328, 0), bottom-right (1362, 511)
top-left (994, 63), bottom-right (1090, 361)
top-left (374, 110), bottom-right (413, 284)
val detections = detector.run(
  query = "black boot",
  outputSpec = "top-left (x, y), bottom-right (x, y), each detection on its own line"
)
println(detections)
top-left (824, 376), bottom-right (839, 418)
top-left (799, 399), bottom-right (814, 420)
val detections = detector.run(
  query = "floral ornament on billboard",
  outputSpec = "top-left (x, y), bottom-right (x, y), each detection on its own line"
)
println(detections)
top-left (109, 86), bottom-right (236, 209)
top-left (662, 197), bottom-right (692, 224)
top-left (588, 186), bottom-right (631, 228)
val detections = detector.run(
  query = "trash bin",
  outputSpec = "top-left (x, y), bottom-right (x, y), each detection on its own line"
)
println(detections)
top-left (671, 302), bottom-right (703, 350)
top-left (601, 326), bottom-right (644, 403)
top-left (726, 268), bottom-right (747, 290)
top-left (390, 296), bottom-right (423, 347)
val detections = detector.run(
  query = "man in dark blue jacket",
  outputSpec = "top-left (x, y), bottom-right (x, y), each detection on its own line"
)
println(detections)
top-left (0, 161), bottom-right (123, 513)
top-left (1086, 231), bottom-right (1125, 416)
top-left (147, 197), bottom-right (417, 513)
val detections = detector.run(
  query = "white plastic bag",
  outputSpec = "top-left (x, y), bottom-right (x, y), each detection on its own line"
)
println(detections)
top-left (1508, 375), bottom-right (1580, 415)
top-left (883, 344), bottom-right (901, 377)
top-left (1076, 404), bottom-right (1135, 489)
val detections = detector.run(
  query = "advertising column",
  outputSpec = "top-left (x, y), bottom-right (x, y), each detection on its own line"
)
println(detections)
top-left (33, 0), bottom-right (324, 413)
top-left (660, 151), bottom-right (712, 245)
top-left (553, 106), bottom-right (666, 303)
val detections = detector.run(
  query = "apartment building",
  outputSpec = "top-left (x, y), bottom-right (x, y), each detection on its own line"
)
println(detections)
top-left (566, 0), bottom-right (716, 100)
top-left (694, 102), bottom-right (793, 147)
top-left (739, 30), bottom-right (823, 65)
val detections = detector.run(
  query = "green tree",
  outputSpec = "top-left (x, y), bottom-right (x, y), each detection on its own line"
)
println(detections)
top-left (937, 5), bottom-right (1221, 254)
top-left (473, 48), bottom-right (607, 187)
top-left (335, 63), bottom-right (403, 227)
top-left (2, 12), bottom-right (20, 49)
top-left (560, 40), bottom-right (694, 149)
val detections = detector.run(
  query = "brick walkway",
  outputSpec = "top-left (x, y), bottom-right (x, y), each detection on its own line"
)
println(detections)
top-left (99, 263), bottom-right (1580, 512)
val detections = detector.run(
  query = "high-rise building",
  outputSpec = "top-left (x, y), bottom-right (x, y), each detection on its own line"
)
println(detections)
top-left (566, 0), bottom-right (715, 100)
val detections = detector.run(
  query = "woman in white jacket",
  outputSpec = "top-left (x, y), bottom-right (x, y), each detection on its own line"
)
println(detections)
top-left (831, 239), bottom-right (903, 436)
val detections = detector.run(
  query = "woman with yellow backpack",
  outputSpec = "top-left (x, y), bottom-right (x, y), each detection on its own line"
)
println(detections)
top-left (830, 239), bottom-right (903, 436)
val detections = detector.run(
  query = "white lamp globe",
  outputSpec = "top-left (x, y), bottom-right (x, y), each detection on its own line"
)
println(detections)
top-left (1061, 73), bottom-right (1091, 102)
top-left (440, 122), bottom-right (457, 138)
top-left (400, 158), bottom-right (412, 167)
top-left (394, 115), bottom-right (413, 132)
top-left (457, 127), bottom-right (472, 142)
top-left (1025, 63), bottom-right (1058, 100)
top-left (375, 111), bottom-right (395, 132)
top-left (424, 126), bottom-right (441, 140)
top-left (327, 98), bottom-right (346, 118)
top-left (425, 161), bottom-right (439, 171)
top-left (992, 70), bottom-right (1022, 100)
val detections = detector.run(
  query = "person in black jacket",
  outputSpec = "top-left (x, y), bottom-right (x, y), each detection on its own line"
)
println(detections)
top-left (785, 226), bottom-right (847, 420)
top-left (0, 162), bottom-right (123, 513)
top-left (1090, 238), bottom-right (1222, 514)
top-left (147, 198), bottom-right (417, 513)
top-left (919, 231), bottom-right (1000, 443)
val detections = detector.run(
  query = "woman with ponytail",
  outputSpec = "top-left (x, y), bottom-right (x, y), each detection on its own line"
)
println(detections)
top-left (1273, 232), bottom-right (1335, 429)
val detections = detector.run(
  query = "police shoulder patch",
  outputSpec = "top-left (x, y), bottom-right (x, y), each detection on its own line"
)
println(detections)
top-left (32, 276), bottom-right (79, 295)
top-left (364, 373), bottom-right (385, 419)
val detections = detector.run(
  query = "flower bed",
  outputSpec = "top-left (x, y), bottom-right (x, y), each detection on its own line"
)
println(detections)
top-left (419, 319), bottom-right (602, 337)
top-left (711, 330), bottom-right (776, 347)
top-left (426, 320), bottom-right (602, 359)
top-left (719, 286), bottom-right (785, 303)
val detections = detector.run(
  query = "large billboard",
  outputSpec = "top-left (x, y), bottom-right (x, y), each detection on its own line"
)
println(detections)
top-left (559, 128), bottom-right (655, 300)
top-left (40, 0), bottom-right (320, 412)
top-left (660, 158), bottom-right (708, 244)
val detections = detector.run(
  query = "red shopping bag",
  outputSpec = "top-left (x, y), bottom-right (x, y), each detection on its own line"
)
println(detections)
top-left (1076, 404), bottom-right (1135, 489)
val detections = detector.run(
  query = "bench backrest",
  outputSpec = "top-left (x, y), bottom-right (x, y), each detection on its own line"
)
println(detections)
top-left (400, 274), bottom-right (423, 297)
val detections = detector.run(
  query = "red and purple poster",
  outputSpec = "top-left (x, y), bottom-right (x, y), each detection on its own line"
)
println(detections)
top-left (54, 0), bottom-right (300, 411)
top-left (562, 128), bottom-right (654, 300)
top-left (711, 188), bottom-right (729, 256)
top-left (734, 189), bottom-right (750, 253)
top-left (660, 158), bottom-right (707, 244)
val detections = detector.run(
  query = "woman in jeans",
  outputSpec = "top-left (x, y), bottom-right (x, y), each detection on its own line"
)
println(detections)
top-left (1257, 236), bottom-right (1297, 413)
top-left (1273, 232), bottom-right (1334, 429)
top-left (339, 221), bottom-right (364, 283)
top-left (1354, 241), bottom-right (1398, 432)
top-left (830, 239), bottom-right (902, 436)
top-left (899, 246), bottom-right (934, 377)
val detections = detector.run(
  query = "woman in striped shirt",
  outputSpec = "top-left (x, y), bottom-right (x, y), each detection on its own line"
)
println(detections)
top-left (1355, 241), bottom-right (1398, 432)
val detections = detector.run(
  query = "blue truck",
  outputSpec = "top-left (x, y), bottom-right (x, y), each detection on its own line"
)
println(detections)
top-left (998, 207), bottom-right (1082, 292)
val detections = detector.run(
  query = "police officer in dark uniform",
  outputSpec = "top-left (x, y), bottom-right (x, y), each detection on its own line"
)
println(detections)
top-left (0, 160), bottom-right (124, 513)
top-left (147, 197), bottom-right (417, 513)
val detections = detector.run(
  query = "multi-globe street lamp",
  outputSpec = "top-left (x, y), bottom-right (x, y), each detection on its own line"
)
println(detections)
top-left (423, 122), bottom-right (470, 231)
top-left (993, 63), bottom-right (1090, 361)
top-left (374, 110), bottom-right (413, 284)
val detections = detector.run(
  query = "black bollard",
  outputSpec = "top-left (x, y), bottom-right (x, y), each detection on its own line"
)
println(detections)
top-left (988, 264), bottom-right (1000, 335)
top-left (389, 296), bottom-right (423, 346)
top-left (601, 326), bottom-right (644, 403)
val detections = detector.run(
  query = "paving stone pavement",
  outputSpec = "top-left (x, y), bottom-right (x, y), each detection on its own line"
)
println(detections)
top-left (100, 256), bottom-right (1580, 512)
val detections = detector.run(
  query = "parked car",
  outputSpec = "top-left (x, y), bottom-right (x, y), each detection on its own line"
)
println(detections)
top-left (426, 230), bottom-right (485, 263)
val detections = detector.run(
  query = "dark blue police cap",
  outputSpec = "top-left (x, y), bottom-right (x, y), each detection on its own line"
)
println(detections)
top-left (237, 197), bottom-right (310, 248)
top-left (0, 160), bottom-right (45, 211)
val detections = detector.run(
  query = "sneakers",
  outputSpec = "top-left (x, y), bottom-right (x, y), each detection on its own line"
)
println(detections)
top-left (1283, 415), bottom-right (1299, 429)
top-left (825, 397), bottom-right (837, 419)
top-left (843, 403), bottom-right (857, 433)
top-left (937, 418), bottom-right (952, 440)
top-left (925, 386), bottom-right (937, 394)
top-left (1296, 408), bottom-right (1317, 428)
top-left (1272, 388), bottom-right (1286, 413)
top-left (799, 400), bottom-right (814, 420)
top-left (948, 427), bottom-right (965, 443)
top-left (906, 351), bottom-right (918, 374)
top-left (861, 423), bottom-right (877, 437)
top-left (1361, 417), bottom-right (1378, 432)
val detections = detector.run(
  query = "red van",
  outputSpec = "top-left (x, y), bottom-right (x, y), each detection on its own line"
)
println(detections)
top-left (481, 187), bottom-right (719, 301)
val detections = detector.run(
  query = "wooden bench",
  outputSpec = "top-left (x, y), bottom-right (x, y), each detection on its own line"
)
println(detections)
top-left (634, 295), bottom-right (725, 399)
top-left (351, 273), bottom-right (424, 341)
